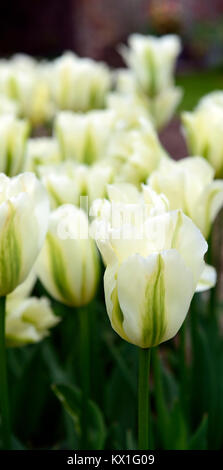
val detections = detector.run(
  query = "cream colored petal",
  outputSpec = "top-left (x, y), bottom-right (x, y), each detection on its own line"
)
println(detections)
top-left (113, 250), bottom-right (194, 348)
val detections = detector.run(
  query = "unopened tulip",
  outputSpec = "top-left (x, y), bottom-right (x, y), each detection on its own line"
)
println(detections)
top-left (36, 205), bottom-right (99, 307)
top-left (94, 188), bottom-right (207, 348)
top-left (0, 172), bottom-right (49, 297)
top-left (55, 109), bottom-right (115, 164)
top-left (0, 115), bottom-right (29, 176)
top-left (148, 156), bottom-right (223, 238)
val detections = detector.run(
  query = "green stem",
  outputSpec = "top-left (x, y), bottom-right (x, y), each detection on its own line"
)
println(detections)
top-left (138, 347), bottom-right (151, 450)
top-left (79, 307), bottom-right (90, 450)
top-left (179, 321), bottom-right (188, 414)
top-left (152, 348), bottom-right (169, 448)
top-left (0, 296), bottom-right (11, 449)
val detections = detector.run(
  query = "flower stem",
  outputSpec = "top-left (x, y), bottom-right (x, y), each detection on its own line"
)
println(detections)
top-left (138, 347), bottom-right (151, 450)
top-left (0, 296), bottom-right (11, 449)
top-left (79, 307), bottom-right (90, 450)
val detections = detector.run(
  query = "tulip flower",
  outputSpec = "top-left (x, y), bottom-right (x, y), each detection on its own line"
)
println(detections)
top-left (39, 160), bottom-right (114, 210)
top-left (38, 161), bottom-right (86, 209)
top-left (94, 182), bottom-right (209, 449)
top-left (94, 183), bottom-right (208, 347)
top-left (24, 137), bottom-right (62, 173)
top-left (106, 91), bottom-right (152, 129)
top-left (36, 204), bottom-right (99, 307)
top-left (0, 115), bottom-right (29, 176)
top-left (107, 118), bottom-right (168, 186)
top-left (119, 34), bottom-right (182, 129)
top-left (148, 156), bottom-right (223, 239)
top-left (55, 109), bottom-right (115, 164)
top-left (182, 102), bottom-right (223, 178)
top-left (115, 68), bottom-right (182, 130)
top-left (49, 52), bottom-right (111, 112)
top-left (5, 296), bottom-right (59, 347)
top-left (0, 172), bottom-right (49, 296)
top-left (0, 171), bottom-right (49, 449)
top-left (120, 34), bottom-right (181, 96)
top-left (0, 60), bottom-right (53, 126)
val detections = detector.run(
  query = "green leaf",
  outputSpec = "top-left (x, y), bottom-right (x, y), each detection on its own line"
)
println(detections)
top-left (166, 401), bottom-right (188, 450)
top-left (52, 383), bottom-right (106, 450)
top-left (189, 415), bottom-right (208, 450)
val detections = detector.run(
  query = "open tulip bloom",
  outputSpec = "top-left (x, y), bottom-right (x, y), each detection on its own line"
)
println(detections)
top-left (93, 184), bottom-right (213, 448)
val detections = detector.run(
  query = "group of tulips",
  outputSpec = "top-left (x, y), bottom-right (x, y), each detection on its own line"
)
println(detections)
top-left (0, 32), bottom-right (223, 450)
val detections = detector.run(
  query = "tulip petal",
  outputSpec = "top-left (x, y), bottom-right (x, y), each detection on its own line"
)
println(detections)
top-left (196, 263), bottom-right (217, 292)
top-left (110, 250), bottom-right (194, 348)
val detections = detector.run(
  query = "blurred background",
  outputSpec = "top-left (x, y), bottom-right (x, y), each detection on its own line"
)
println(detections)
top-left (1, 0), bottom-right (223, 158)
top-left (1, 0), bottom-right (223, 66)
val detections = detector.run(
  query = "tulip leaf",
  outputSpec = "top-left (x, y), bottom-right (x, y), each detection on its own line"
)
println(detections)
top-left (188, 415), bottom-right (208, 450)
top-left (166, 401), bottom-right (188, 450)
top-left (52, 383), bottom-right (106, 450)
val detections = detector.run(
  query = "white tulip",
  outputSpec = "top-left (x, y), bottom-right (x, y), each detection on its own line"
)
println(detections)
top-left (107, 118), bottom-right (168, 186)
top-left (148, 156), bottom-right (223, 238)
top-left (36, 205), bottom-right (99, 307)
top-left (55, 109), bottom-right (115, 164)
top-left (49, 52), bottom-right (111, 112)
top-left (0, 172), bottom-right (49, 296)
top-left (120, 34), bottom-right (181, 96)
top-left (0, 115), bottom-right (29, 176)
top-left (182, 101), bottom-right (223, 178)
top-left (94, 185), bottom-right (208, 348)
top-left (24, 137), bottom-right (61, 173)
top-left (6, 296), bottom-right (59, 347)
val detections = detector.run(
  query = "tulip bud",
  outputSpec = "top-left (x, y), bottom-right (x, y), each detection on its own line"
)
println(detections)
top-left (182, 100), bottom-right (223, 178)
top-left (55, 109), bottom-right (115, 165)
top-left (94, 185), bottom-right (210, 348)
top-left (36, 205), bottom-right (99, 307)
top-left (0, 172), bottom-right (49, 296)
top-left (6, 296), bottom-right (59, 347)
top-left (0, 115), bottom-right (29, 176)
top-left (24, 137), bottom-right (61, 173)
top-left (148, 156), bottom-right (223, 238)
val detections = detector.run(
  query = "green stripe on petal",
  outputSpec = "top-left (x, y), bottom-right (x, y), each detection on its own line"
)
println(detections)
top-left (46, 232), bottom-right (78, 306)
top-left (0, 202), bottom-right (21, 296)
top-left (143, 254), bottom-right (166, 347)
